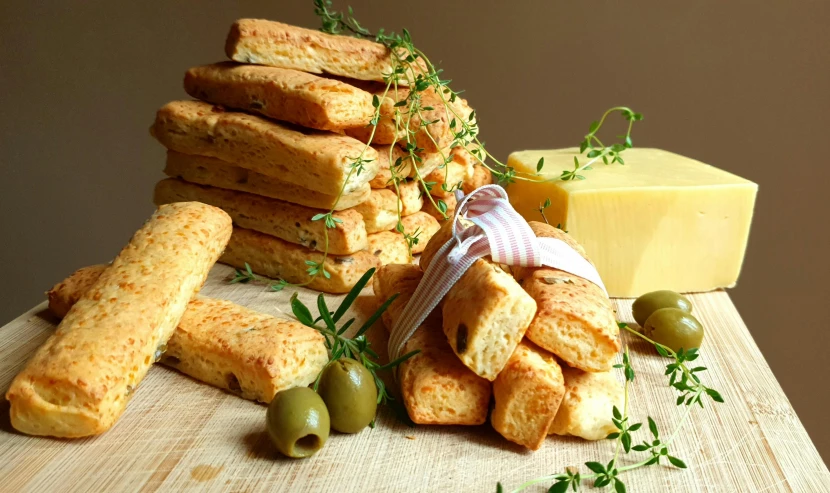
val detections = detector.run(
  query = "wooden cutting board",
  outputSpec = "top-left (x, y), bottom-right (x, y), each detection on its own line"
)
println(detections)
top-left (0, 264), bottom-right (827, 492)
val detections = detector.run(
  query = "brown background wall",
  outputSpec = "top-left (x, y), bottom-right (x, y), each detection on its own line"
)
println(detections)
top-left (1, 0), bottom-right (828, 461)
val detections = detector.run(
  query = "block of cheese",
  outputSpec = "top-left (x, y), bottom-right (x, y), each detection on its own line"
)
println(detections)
top-left (507, 148), bottom-right (758, 297)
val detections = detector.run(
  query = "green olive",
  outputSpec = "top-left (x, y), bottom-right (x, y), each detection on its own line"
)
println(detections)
top-left (632, 290), bottom-right (693, 327)
top-left (317, 359), bottom-right (378, 434)
top-left (266, 387), bottom-right (330, 458)
top-left (643, 308), bottom-right (704, 352)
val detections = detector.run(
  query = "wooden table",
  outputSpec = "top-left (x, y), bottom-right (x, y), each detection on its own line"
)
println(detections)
top-left (1, 264), bottom-right (827, 492)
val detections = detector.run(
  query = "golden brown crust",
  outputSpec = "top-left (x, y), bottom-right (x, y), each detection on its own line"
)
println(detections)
top-left (220, 227), bottom-right (380, 294)
top-left (7, 203), bottom-right (232, 437)
top-left (47, 268), bottom-right (328, 404)
top-left (47, 265), bottom-right (108, 318)
top-left (372, 263), bottom-right (429, 332)
top-left (151, 100), bottom-right (378, 195)
top-left (391, 179), bottom-right (424, 217)
top-left (184, 62), bottom-right (374, 130)
top-left (153, 178), bottom-right (367, 255)
top-left (163, 151), bottom-right (370, 211)
top-left (549, 367), bottom-right (624, 440)
top-left (225, 19), bottom-right (418, 82)
top-left (442, 257), bottom-right (537, 381)
top-left (491, 341), bottom-right (566, 450)
top-left (513, 222), bottom-right (619, 372)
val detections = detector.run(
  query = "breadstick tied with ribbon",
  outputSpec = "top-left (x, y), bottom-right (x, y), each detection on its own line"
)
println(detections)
top-left (389, 185), bottom-right (614, 381)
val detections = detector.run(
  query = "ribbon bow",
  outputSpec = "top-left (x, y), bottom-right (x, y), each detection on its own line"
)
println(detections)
top-left (388, 185), bottom-right (606, 360)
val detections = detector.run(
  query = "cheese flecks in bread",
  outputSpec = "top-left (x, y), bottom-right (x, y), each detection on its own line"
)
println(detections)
top-left (513, 222), bottom-right (620, 372)
top-left (400, 212), bottom-right (440, 255)
top-left (47, 267), bottom-right (328, 403)
top-left (367, 231), bottom-right (412, 268)
top-left (442, 257), bottom-right (537, 381)
top-left (372, 264), bottom-right (489, 425)
top-left (549, 367), bottom-right (624, 441)
top-left (184, 62), bottom-right (374, 130)
top-left (491, 341), bottom-right (566, 450)
top-left (151, 100), bottom-right (378, 195)
top-left (164, 151), bottom-right (370, 211)
top-left (221, 227), bottom-right (380, 294)
top-left (153, 178), bottom-right (367, 255)
top-left (7, 202), bottom-right (232, 437)
top-left (225, 19), bottom-right (418, 82)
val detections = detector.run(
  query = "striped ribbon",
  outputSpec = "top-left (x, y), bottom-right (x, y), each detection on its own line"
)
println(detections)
top-left (388, 184), bottom-right (607, 360)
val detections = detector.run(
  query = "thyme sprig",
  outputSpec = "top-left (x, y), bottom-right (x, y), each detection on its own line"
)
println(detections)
top-left (499, 323), bottom-right (723, 493)
top-left (561, 107), bottom-right (643, 181)
top-left (289, 267), bottom-right (419, 407)
top-left (230, 262), bottom-right (288, 292)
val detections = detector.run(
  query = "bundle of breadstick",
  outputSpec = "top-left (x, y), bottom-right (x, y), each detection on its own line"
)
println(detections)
top-left (149, 19), bottom-right (492, 293)
top-left (374, 221), bottom-right (624, 451)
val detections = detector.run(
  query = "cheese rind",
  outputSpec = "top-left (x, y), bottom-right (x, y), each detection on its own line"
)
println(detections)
top-left (507, 148), bottom-right (758, 297)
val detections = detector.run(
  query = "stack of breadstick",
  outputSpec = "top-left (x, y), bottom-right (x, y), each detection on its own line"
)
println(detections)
top-left (374, 221), bottom-right (625, 451)
top-left (149, 19), bottom-right (491, 293)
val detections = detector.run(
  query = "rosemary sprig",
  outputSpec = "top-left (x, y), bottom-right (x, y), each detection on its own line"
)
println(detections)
top-left (499, 323), bottom-right (723, 492)
top-left (289, 267), bottom-right (419, 406)
top-left (538, 197), bottom-right (552, 224)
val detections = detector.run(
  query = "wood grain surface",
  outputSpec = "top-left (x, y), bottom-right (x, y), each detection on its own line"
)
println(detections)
top-left (0, 264), bottom-right (827, 492)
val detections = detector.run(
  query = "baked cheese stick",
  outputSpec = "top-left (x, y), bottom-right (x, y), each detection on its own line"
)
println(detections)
top-left (6, 202), bottom-right (232, 437)
top-left (47, 265), bottom-right (328, 403)
top-left (512, 222), bottom-right (620, 372)
top-left (549, 366), bottom-right (624, 441)
top-left (423, 193), bottom-right (457, 222)
top-left (164, 151), bottom-right (370, 211)
top-left (424, 149), bottom-right (473, 198)
top-left (353, 189), bottom-right (400, 233)
top-left (372, 264), bottom-right (433, 332)
top-left (369, 145), bottom-right (441, 190)
top-left (151, 100), bottom-right (378, 195)
top-left (463, 161), bottom-right (493, 195)
top-left (154, 178), bottom-right (367, 255)
top-left (225, 19), bottom-right (416, 82)
top-left (345, 83), bottom-right (475, 154)
top-left (491, 340), bottom-right (566, 450)
top-left (442, 257), bottom-right (537, 381)
top-left (400, 212), bottom-right (440, 255)
top-left (367, 231), bottom-right (411, 267)
top-left (184, 62), bottom-right (374, 130)
top-left (420, 221), bottom-right (537, 380)
top-left (372, 264), bottom-right (490, 425)
top-left (392, 179), bottom-right (424, 217)
top-left (221, 227), bottom-right (380, 294)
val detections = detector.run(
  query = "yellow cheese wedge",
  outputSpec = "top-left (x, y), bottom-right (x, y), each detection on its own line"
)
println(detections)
top-left (507, 148), bottom-right (757, 297)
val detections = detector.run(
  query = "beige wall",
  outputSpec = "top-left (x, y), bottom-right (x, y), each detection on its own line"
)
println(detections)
top-left (1, 0), bottom-right (828, 460)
